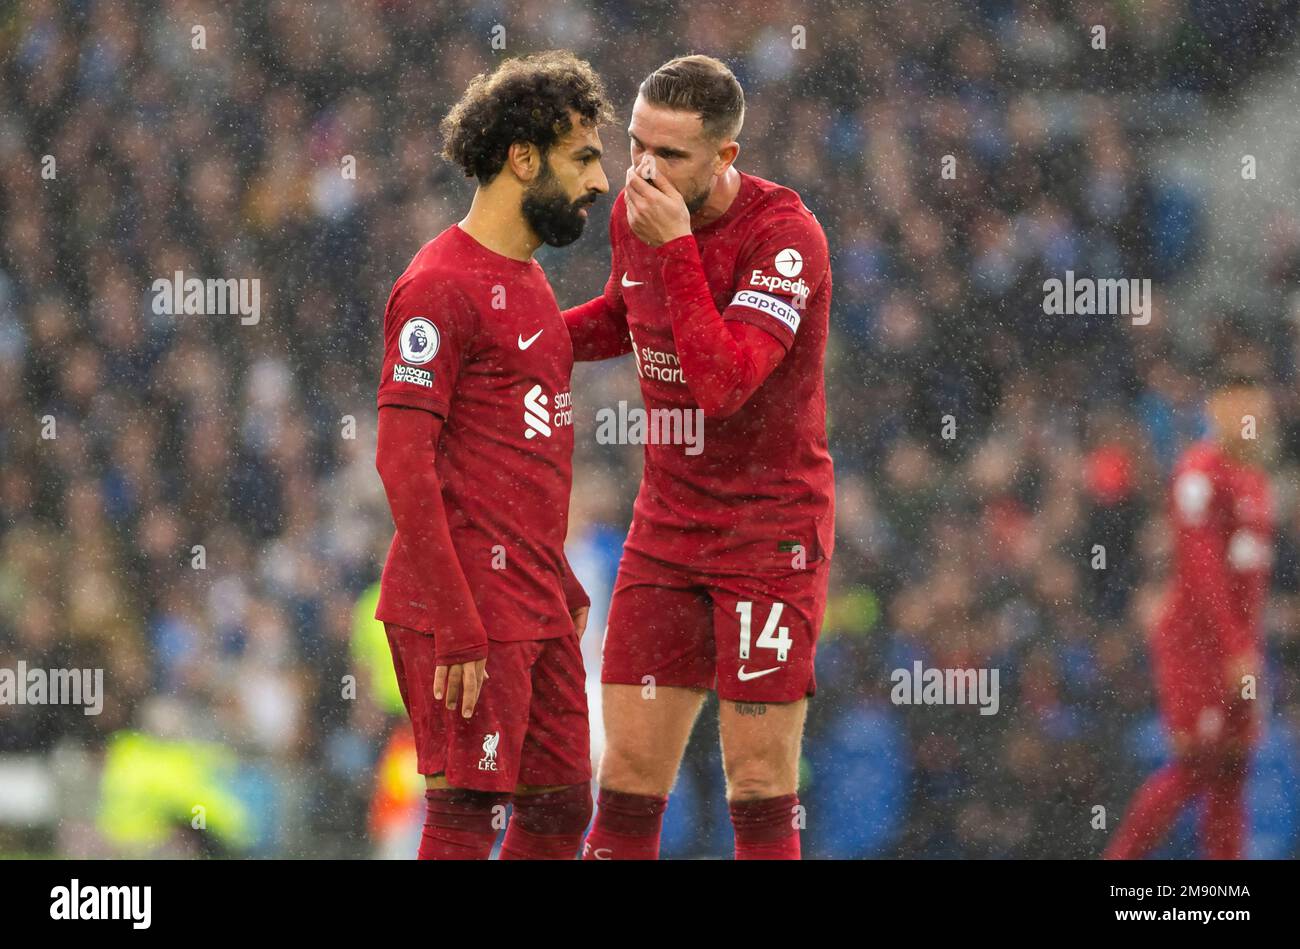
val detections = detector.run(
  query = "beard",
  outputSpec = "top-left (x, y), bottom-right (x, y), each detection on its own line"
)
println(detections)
top-left (683, 178), bottom-right (711, 215)
top-left (522, 161), bottom-right (595, 247)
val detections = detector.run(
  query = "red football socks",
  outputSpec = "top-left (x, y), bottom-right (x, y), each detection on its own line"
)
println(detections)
top-left (1105, 763), bottom-right (1194, 859)
top-left (1106, 752), bottom-right (1249, 859)
top-left (582, 788), bottom-right (668, 860)
top-left (1202, 757), bottom-right (1248, 860)
top-left (730, 794), bottom-right (801, 860)
top-left (418, 787), bottom-right (508, 860)
top-left (500, 784), bottom-right (593, 860)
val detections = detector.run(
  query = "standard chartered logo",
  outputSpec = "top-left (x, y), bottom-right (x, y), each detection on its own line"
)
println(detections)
top-left (523, 385), bottom-right (572, 439)
top-left (524, 385), bottom-right (551, 438)
top-left (629, 328), bottom-right (684, 384)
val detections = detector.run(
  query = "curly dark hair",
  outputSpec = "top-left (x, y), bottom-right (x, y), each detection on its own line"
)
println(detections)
top-left (441, 50), bottom-right (616, 185)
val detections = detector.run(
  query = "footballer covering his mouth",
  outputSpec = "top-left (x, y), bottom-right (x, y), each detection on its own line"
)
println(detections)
top-left (563, 54), bottom-right (835, 860)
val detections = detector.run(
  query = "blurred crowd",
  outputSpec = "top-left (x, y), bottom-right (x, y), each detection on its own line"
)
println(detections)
top-left (1, 0), bottom-right (1298, 858)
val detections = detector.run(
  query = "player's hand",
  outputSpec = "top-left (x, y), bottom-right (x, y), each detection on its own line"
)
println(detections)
top-left (434, 658), bottom-right (488, 719)
top-left (571, 605), bottom-right (589, 639)
top-left (624, 165), bottom-right (691, 247)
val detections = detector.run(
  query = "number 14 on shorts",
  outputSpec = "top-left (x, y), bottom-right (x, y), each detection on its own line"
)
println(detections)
top-left (736, 601), bottom-right (792, 662)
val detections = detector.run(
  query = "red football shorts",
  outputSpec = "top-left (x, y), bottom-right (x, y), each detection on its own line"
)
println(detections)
top-left (384, 624), bottom-right (592, 792)
top-left (601, 548), bottom-right (830, 703)
top-left (1151, 622), bottom-right (1258, 746)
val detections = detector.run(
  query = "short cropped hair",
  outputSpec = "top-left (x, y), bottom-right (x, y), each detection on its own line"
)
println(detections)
top-left (638, 54), bottom-right (745, 142)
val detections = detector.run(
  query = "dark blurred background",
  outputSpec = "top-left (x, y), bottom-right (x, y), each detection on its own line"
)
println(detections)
top-left (1, 0), bottom-right (1298, 858)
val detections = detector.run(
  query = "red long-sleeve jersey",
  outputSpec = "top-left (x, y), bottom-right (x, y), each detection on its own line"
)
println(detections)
top-left (374, 224), bottom-right (587, 665)
top-left (1157, 441), bottom-right (1273, 666)
top-left (563, 172), bottom-right (835, 572)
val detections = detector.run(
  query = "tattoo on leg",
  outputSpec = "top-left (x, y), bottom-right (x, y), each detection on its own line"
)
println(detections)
top-left (734, 702), bottom-right (767, 717)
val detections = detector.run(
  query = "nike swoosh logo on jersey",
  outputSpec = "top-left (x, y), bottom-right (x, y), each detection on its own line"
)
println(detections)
top-left (621, 273), bottom-right (644, 287)
top-left (518, 329), bottom-right (543, 350)
top-left (736, 666), bottom-right (779, 681)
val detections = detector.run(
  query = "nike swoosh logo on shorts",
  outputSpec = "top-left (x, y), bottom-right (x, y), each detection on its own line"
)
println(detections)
top-left (621, 273), bottom-right (644, 287)
top-left (736, 666), bottom-right (779, 681)
top-left (518, 329), bottom-right (543, 349)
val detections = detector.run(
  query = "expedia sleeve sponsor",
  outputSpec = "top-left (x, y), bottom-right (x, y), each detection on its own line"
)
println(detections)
top-left (747, 269), bottom-right (811, 299)
top-left (726, 210), bottom-right (829, 342)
